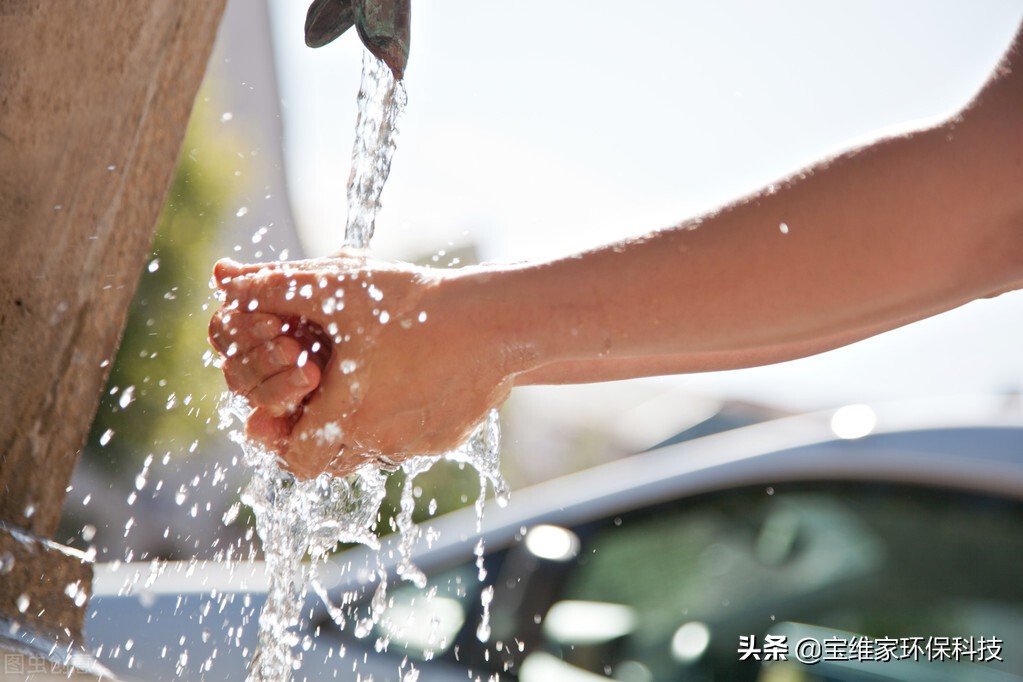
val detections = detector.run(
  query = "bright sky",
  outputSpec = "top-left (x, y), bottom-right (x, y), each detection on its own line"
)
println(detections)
top-left (265, 0), bottom-right (1023, 412)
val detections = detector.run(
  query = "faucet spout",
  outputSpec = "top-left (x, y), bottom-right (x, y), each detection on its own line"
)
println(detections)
top-left (305, 0), bottom-right (410, 80)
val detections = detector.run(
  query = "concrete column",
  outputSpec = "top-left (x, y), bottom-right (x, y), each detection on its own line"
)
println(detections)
top-left (0, 0), bottom-right (226, 657)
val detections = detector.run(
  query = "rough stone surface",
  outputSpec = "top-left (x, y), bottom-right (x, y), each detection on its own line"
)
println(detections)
top-left (0, 524), bottom-right (91, 642)
top-left (0, 0), bottom-right (226, 537)
top-left (0, 0), bottom-right (226, 652)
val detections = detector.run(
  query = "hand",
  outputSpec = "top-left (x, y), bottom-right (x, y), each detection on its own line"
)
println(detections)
top-left (207, 310), bottom-right (328, 417)
top-left (209, 253), bottom-right (517, 479)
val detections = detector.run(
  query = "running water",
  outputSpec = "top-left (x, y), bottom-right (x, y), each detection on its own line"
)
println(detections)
top-left (229, 52), bottom-right (509, 682)
top-left (345, 51), bottom-right (407, 250)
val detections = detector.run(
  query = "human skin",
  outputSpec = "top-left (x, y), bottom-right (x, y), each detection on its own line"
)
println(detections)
top-left (210, 25), bottom-right (1023, 479)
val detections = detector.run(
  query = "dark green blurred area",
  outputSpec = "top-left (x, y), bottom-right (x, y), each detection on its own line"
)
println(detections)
top-left (84, 101), bottom-right (234, 474)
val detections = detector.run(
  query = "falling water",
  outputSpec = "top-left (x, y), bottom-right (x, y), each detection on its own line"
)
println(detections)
top-left (233, 52), bottom-right (509, 682)
top-left (344, 51), bottom-right (407, 250)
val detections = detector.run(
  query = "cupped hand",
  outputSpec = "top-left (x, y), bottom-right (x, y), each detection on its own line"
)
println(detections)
top-left (209, 253), bottom-right (516, 479)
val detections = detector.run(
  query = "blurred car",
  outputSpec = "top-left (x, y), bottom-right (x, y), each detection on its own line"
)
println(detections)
top-left (87, 396), bottom-right (1023, 681)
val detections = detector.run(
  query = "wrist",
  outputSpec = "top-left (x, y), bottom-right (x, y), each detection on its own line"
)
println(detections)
top-left (429, 264), bottom-right (554, 382)
top-left (437, 259), bottom-right (619, 382)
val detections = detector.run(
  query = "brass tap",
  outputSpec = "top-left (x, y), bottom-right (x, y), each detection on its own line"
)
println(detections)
top-left (305, 0), bottom-right (411, 80)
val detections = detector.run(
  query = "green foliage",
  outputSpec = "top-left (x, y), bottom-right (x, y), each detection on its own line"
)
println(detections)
top-left (85, 98), bottom-right (238, 472)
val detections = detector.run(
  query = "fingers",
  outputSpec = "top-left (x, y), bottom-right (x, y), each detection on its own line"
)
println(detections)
top-left (245, 407), bottom-right (294, 456)
top-left (247, 363), bottom-right (321, 416)
top-left (246, 405), bottom-right (358, 480)
top-left (209, 310), bottom-right (284, 355)
top-left (213, 258), bottom-right (279, 288)
top-left (220, 268), bottom-right (334, 324)
top-left (220, 334), bottom-right (300, 391)
top-left (213, 254), bottom-right (365, 290)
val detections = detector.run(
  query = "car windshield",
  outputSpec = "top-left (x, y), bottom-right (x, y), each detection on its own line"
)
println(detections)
top-left (335, 480), bottom-right (1023, 680)
top-left (527, 483), bottom-right (1023, 682)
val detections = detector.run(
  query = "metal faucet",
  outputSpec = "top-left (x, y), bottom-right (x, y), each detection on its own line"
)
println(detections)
top-left (305, 0), bottom-right (411, 80)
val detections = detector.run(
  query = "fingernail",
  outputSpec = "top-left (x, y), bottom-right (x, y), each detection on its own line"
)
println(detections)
top-left (271, 342), bottom-right (291, 366)
top-left (289, 367), bottom-right (312, 388)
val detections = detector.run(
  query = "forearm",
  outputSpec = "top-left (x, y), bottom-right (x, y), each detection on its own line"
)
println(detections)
top-left (445, 33), bottom-right (1023, 386)
top-left (512, 313), bottom-right (922, 385)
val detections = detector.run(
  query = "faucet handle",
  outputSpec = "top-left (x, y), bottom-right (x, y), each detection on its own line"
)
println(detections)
top-left (305, 0), bottom-right (410, 80)
top-left (305, 0), bottom-right (356, 48)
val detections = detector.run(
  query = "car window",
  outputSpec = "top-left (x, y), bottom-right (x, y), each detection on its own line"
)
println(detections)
top-left (524, 484), bottom-right (1023, 682)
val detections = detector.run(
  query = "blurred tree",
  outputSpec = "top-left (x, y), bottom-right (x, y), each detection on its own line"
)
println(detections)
top-left (84, 89), bottom-right (239, 474)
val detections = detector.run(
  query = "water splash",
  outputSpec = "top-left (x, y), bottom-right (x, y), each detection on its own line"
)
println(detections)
top-left (221, 395), bottom-right (386, 681)
top-left (226, 396), bottom-right (506, 682)
top-left (344, 51), bottom-right (407, 249)
top-left (230, 51), bottom-right (508, 682)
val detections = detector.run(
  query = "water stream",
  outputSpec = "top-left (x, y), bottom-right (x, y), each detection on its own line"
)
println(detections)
top-left (344, 52), bottom-right (407, 250)
top-left (233, 52), bottom-right (509, 682)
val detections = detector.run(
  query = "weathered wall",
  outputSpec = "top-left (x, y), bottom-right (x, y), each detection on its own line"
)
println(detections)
top-left (0, 1), bottom-right (226, 542)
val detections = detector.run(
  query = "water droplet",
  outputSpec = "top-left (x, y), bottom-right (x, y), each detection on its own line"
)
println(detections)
top-left (220, 112), bottom-right (233, 123)
top-left (766, 486), bottom-right (775, 496)
top-left (147, 259), bottom-right (160, 272)
top-left (354, 619), bottom-right (373, 639)
top-left (119, 385), bottom-right (136, 409)
top-left (81, 525), bottom-right (96, 542)
top-left (0, 552), bottom-right (14, 575)
top-left (16, 594), bottom-right (30, 614)
top-left (99, 429), bottom-right (114, 446)
top-left (340, 359), bottom-right (357, 375)
top-left (236, 206), bottom-right (249, 217)
top-left (779, 222), bottom-right (789, 235)
top-left (378, 310), bottom-right (390, 324)
top-left (299, 284), bottom-right (313, 299)
top-left (476, 586), bottom-right (495, 642)
top-left (65, 581), bottom-right (87, 607)
top-left (222, 503), bottom-right (240, 525)
top-left (418, 311), bottom-right (427, 323)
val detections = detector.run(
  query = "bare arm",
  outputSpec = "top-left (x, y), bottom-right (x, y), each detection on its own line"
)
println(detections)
top-left (476, 26), bottom-right (1023, 385)
top-left (212, 24), bottom-right (1023, 476)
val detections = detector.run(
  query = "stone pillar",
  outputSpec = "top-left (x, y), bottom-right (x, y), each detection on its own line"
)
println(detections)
top-left (0, 0), bottom-right (226, 657)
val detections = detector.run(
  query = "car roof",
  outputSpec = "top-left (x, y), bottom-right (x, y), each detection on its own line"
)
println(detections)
top-left (92, 395), bottom-right (1023, 599)
top-left (314, 394), bottom-right (1023, 595)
